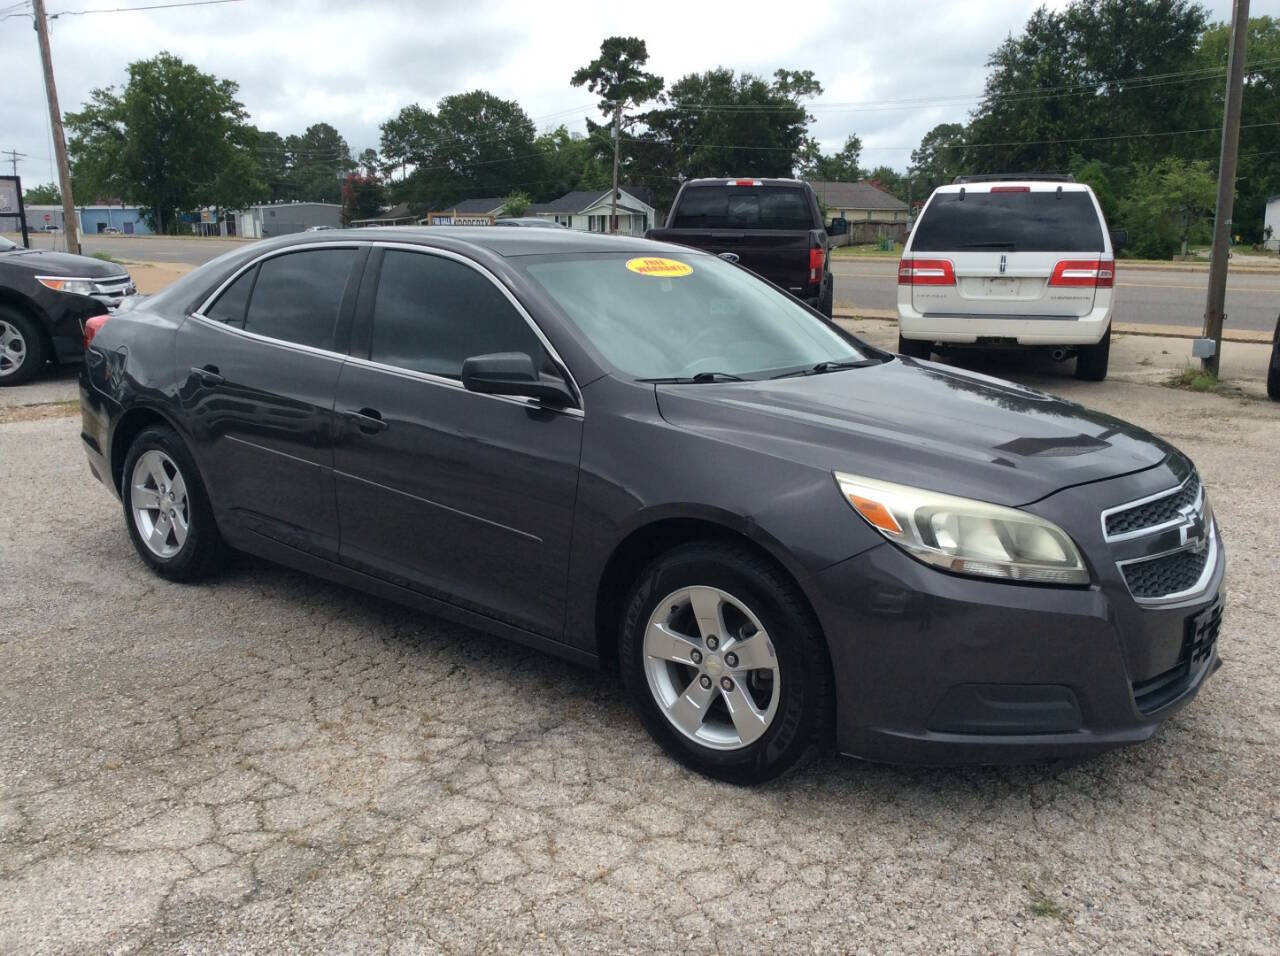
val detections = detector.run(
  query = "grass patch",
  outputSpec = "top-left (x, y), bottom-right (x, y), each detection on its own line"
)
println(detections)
top-left (1166, 366), bottom-right (1221, 392)
top-left (831, 244), bottom-right (899, 258)
top-left (91, 251), bottom-right (124, 264)
top-left (1026, 884), bottom-right (1073, 922)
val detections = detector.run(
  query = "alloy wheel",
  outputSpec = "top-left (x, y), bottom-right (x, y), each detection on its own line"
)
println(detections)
top-left (130, 450), bottom-right (191, 559)
top-left (0, 320), bottom-right (27, 378)
top-left (642, 585), bottom-right (781, 751)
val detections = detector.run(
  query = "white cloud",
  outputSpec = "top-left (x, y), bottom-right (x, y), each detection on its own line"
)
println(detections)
top-left (0, 0), bottom-right (1238, 188)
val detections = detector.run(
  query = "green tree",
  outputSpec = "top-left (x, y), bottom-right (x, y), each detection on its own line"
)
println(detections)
top-left (500, 191), bottom-right (531, 217)
top-left (249, 128), bottom-right (291, 202)
top-left (341, 172), bottom-right (384, 224)
top-left (800, 134), bottom-right (864, 181)
top-left (865, 165), bottom-right (908, 202)
top-left (571, 36), bottom-right (663, 119)
top-left (1071, 157), bottom-right (1121, 223)
top-left (1118, 157), bottom-right (1216, 258)
top-left (966, 0), bottom-right (1211, 173)
top-left (283, 123), bottom-right (352, 204)
top-left (638, 68), bottom-right (822, 207)
top-left (22, 183), bottom-right (61, 205)
top-left (535, 125), bottom-right (609, 198)
top-left (65, 52), bottom-right (264, 232)
top-left (908, 122), bottom-right (968, 192)
top-left (357, 148), bottom-right (381, 178)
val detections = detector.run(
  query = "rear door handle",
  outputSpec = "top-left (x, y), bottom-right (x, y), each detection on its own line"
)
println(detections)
top-left (190, 365), bottom-right (224, 386)
top-left (345, 407), bottom-right (389, 434)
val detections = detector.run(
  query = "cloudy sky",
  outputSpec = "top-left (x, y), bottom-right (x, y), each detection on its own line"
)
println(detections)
top-left (0, 0), bottom-right (1240, 189)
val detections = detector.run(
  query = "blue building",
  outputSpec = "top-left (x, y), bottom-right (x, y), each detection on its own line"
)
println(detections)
top-left (79, 204), bottom-right (152, 235)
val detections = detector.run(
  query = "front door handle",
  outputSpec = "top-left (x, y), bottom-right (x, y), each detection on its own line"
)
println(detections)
top-left (345, 407), bottom-right (389, 434)
top-left (190, 365), bottom-right (224, 386)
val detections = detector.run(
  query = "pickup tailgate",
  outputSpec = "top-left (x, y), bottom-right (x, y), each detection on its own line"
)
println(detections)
top-left (647, 228), bottom-right (814, 295)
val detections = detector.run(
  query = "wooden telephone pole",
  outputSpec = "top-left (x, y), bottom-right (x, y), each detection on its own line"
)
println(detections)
top-left (1200, 0), bottom-right (1250, 376)
top-left (610, 101), bottom-right (621, 234)
top-left (31, 0), bottom-right (80, 255)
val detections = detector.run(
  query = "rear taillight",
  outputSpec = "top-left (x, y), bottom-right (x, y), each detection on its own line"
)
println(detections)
top-left (83, 313), bottom-right (109, 349)
top-left (897, 258), bottom-right (956, 286)
top-left (1049, 259), bottom-right (1114, 289)
top-left (808, 246), bottom-right (825, 284)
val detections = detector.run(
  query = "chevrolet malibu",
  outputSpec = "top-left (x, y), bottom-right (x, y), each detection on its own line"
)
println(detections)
top-left (79, 228), bottom-right (1224, 783)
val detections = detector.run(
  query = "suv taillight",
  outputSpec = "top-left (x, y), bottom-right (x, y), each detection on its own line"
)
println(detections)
top-left (897, 258), bottom-right (956, 286)
top-left (1049, 259), bottom-right (1114, 289)
top-left (809, 246), bottom-right (825, 284)
top-left (83, 313), bottom-right (109, 349)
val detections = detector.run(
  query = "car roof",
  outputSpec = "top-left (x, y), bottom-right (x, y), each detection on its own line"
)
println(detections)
top-left (681, 177), bottom-right (809, 189)
top-left (932, 180), bottom-right (1093, 194)
top-left (253, 226), bottom-right (686, 258)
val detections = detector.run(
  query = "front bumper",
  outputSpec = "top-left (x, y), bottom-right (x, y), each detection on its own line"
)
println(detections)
top-left (811, 528), bottom-right (1224, 766)
top-left (897, 301), bottom-right (1112, 346)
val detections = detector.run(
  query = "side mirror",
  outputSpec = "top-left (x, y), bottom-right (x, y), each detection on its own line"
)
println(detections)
top-left (828, 218), bottom-right (848, 236)
top-left (1110, 229), bottom-right (1128, 251)
top-left (461, 352), bottom-right (575, 407)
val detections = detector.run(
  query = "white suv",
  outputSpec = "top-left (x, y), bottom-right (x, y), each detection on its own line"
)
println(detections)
top-left (896, 176), bottom-right (1118, 380)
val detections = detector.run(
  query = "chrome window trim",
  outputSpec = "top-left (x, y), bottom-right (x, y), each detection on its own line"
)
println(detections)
top-left (192, 239), bottom-right (584, 414)
top-left (186, 311), bottom-right (348, 363)
top-left (1100, 473), bottom-right (1202, 543)
top-left (1114, 517), bottom-right (1219, 607)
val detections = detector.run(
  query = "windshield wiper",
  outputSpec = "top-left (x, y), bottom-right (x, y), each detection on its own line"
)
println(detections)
top-left (769, 358), bottom-right (884, 380)
top-left (639, 371), bottom-right (746, 384)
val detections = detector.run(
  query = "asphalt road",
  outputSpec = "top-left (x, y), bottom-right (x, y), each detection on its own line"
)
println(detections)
top-left (12, 232), bottom-right (255, 265)
top-left (834, 258), bottom-right (1280, 331)
top-left (2, 374), bottom-right (1278, 952)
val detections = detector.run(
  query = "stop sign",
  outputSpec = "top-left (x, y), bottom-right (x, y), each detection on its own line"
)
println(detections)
top-left (43, 214), bottom-right (50, 222)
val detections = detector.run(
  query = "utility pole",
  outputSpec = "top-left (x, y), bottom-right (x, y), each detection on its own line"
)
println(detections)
top-left (610, 100), bottom-right (621, 235)
top-left (32, 0), bottom-right (80, 256)
top-left (1201, 0), bottom-right (1250, 377)
top-left (3, 150), bottom-right (26, 178)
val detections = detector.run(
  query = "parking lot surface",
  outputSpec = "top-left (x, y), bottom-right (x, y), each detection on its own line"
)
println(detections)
top-left (2, 375), bottom-right (1278, 952)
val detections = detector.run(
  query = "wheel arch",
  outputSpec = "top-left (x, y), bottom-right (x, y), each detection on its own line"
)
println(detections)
top-left (109, 405), bottom-right (186, 494)
top-left (591, 511), bottom-right (826, 669)
top-left (0, 291), bottom-right (55, 362)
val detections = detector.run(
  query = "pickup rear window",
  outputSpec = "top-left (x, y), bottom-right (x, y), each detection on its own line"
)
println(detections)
top-left (671, 186), bottom-right (814, 231)
top-left (911, 191), bottom-right (1104, 253)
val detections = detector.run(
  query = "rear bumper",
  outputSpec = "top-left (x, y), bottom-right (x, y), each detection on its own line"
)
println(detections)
top-left (897, 301), bottom-right (1112, 346)
top-left (810, 538), bottom-right (1223, 765)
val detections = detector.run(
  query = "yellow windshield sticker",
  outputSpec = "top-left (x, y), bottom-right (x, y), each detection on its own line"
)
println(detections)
top-left (626, 256), bottom-right (693, 278)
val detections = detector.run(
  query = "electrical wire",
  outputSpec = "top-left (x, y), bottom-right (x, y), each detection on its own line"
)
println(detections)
top-left (48, 0), bottom-right (243, 15)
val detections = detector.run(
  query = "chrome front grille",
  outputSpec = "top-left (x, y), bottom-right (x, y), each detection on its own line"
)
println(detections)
top-left (1105, 469), bottom-right (1218, 605)
top-left (1105, 472), bottom-right (1200, 538)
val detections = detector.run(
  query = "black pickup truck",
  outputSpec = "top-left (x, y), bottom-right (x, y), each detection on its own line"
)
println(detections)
top-left (646, 178), bottom-right (837, 316)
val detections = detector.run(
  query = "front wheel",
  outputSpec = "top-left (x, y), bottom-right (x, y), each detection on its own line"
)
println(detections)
top-left (619, 542), bottom-right (833, 784)
top-left (1075, 326), bottom-right (1111, 381)
top-left (0, 308), bottom-right (48, 386)
top-left (121, 425), bottom-right (226, 581)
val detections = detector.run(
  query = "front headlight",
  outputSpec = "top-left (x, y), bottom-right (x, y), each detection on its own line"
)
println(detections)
top-left (835, 471), bottom-right (1090, 585)
top-left (37, 276), bottom-right (97, 296)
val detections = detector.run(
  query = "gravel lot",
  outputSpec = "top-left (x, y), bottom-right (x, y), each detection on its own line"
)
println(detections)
top-left (2, 374), bottom-right (1278, 953)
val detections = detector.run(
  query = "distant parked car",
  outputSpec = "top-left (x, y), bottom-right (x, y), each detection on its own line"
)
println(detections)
top-left (305, 225), bottom-right (336, 232)
top-left (493, 217), bottom-right (565, 228)
top-left (0, 233), bottom-right (137, 385)
top-left (646, 178), bottom-right (836, 317)
top-left (897, 174), bottom-right (1124, 381)
top-left (102, 227), bottom-right (122, 235)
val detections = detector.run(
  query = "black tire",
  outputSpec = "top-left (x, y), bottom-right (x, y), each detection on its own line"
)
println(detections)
top-left (818, 283), bottom-right (834, 318)
top-left (120, 424), bottom-right (226, 582)
top-left (0, 306), bottom-right (48, 387)
top-left (1267, 317), bottom-right (1279, 401)
top-left (897, 333), bottom-right (932, 360)
top-left (619, 541), bottom-right (833, 785)
top-left (1075, 326), bottom-right (1111, 381)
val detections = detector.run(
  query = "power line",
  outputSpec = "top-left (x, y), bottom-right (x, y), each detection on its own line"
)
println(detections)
top-left (49, 0), bottom-right (242, 15)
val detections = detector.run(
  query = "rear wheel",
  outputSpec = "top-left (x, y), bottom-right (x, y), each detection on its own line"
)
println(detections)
top-left (121, 425), bottom-right (226, 581)
top-left (818, 283), bottom-right (834, 318)
top-left (1075, 325), bottom-right (1111, 381)
top-left (0, 308), bottom-right (47, 386)
top-left (619, 541), bottom-right (833, 784)
top-left (897, 333), bottom-right (932, 360)
top-left (1268, 316), bottom-right (1279, 400)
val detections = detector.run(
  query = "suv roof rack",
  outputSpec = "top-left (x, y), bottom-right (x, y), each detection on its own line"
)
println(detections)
top-left (951, 173), bottom-right (1076, 184)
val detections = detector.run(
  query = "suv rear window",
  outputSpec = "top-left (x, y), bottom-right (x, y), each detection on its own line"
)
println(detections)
top-left (911, 191), bottom-right (1103, 253)
top-left (671, 186), bottom-right (814, 230)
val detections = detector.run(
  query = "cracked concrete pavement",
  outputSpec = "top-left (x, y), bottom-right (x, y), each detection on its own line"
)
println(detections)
top-left (1, 371), bottom-right (1278, 953)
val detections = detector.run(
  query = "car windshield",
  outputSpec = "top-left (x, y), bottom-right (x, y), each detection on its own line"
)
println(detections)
top-left (0, 236), bottom-right (16, 252)
top-left (521, 252), bottom-right (865, 380)
top-left (911, 190), bottom-right (1104, 253)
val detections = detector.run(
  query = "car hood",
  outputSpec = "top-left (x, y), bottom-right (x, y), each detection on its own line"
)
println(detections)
top-left (653, 357), bottom-right (1176, 507)
top-left (1, 248), bottom-right (127, 278)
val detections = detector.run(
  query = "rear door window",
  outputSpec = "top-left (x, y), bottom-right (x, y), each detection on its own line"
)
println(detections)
top-left (369, 251), bottom-right (546, 379)
top-left (671, 186), bottom-right (814, 230)
top-left (911, 192), bottom-right (1103, 253)
top-left (205, 267), bottom-right (255, 327)
top-left (242, 248), bottom-right (358, 350)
